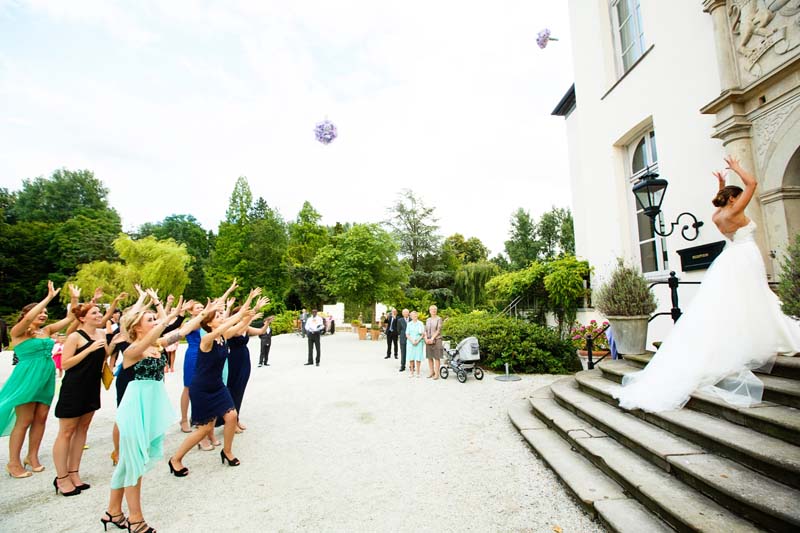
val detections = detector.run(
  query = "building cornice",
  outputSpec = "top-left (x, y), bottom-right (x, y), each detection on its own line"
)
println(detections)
top-left (552, 84), bottom-right (576, 117)
top-left (760, 186), bottom-right (800, 205)
top-left (701, 54), bottom-right (800, 114)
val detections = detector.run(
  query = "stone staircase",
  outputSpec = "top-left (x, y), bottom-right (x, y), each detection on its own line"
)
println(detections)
top-left (508, 353), bottom-right (800, 532)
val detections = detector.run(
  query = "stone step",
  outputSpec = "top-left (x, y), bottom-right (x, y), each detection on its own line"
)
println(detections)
top-left (624, 352), bottom-right (800, 385)
top-left (550, 378), bottom-right (800, 531)
top-left (578, 367), bottom-right (800, 445)
top-left (528, 385), bottom-right (763, 533)
top-left (509, 397), bottom-right (681, 533)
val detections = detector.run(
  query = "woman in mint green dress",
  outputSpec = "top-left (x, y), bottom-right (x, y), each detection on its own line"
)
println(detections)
top-left (405, 311), bottom-right (425, 377)
top-left (2, 281), bottom-right (79, 478)
top-left (103, 296), bottom-right (208, 533)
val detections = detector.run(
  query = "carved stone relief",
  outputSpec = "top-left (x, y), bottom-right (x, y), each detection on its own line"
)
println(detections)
top-left (728, 0), bottom-right (800, 81)
top-left (751, 99), bottom-right (800, 165)
top-left (751, 98), bottom-right (800, 167)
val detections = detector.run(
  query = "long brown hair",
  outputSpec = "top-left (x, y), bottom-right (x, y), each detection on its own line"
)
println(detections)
top-left (712, 185), bottom-right (743, 207)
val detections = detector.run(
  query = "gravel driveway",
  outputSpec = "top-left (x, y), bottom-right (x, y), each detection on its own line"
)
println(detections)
top-left (0, 332), bottom-right (605, 532)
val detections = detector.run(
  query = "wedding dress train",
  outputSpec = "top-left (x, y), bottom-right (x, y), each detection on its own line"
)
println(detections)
top-left (613, 221), bottom-right (800, 413)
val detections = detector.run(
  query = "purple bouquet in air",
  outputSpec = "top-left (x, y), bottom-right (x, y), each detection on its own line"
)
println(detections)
top-left (314, 119), bottom-right (338, 145)
top-left (536, 28), bottom-right (559, 49)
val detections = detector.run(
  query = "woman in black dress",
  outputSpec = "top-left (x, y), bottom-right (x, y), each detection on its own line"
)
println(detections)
top-left (225, 303), bottom-right (271, 431)
top-left (52, 303), bottom-right (107, 496)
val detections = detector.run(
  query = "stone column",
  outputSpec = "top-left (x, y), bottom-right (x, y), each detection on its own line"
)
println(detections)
top-left (703, 0), bottom-right (738, 91)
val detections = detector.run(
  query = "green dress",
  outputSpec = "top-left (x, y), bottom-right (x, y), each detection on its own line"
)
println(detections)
top-left (0, 337), bottom-right (56, 436)
top-left (112, 355), bottom-right (176, 489)
top-left (406, 321), bottom-right (425, 362)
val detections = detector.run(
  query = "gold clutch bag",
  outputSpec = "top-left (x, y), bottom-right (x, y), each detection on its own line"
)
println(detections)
top-left (101, 362), bottom-right (114, 390)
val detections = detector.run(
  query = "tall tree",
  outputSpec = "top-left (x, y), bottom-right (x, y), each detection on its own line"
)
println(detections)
top-left (538, 207), bottom-right (575, 260)
top-left (136, 214), bottom-right (211, 299)
top-left (286, 201), bottom-right (328, 266)
top-left (453, 261), bottom-right (499, 309)
top-left (12, 169), bottom-right (113, 223)
top-left (385, 189), bottom-right (440, 272)
top-left (226, 176), bottom-right (253, 226)
top-left (443, 233), bottom-right (490, 265)
top-left (314, 223), bottom-right (409, 309)
top-left (49, 211), bottom-right (122, 274)
top-left (504, 208), bottom-right (540, 270)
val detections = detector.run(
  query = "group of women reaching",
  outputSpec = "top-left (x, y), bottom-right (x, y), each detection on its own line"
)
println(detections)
top-left (0, 278), bottom-right (271, 533)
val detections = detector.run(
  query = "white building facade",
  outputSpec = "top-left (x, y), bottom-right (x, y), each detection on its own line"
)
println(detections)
top-left (556, 0), bottom-right (800, 345)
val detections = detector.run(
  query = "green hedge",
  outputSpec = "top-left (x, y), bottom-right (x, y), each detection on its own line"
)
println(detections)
top-left (442, 311), bottom-right (580, 374)
top-left (269, 310), bottom-right (297, 335)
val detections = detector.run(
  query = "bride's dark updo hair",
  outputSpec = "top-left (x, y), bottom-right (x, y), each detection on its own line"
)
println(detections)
top-left (712, 185), bottom-right (743, 207)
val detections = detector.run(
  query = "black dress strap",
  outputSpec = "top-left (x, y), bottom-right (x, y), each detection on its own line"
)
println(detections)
top-left (76, 329), bottom-right (94, 352)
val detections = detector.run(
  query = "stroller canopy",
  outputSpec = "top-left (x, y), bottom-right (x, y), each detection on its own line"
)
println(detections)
top-left (455, 337), bottom-right (480, 362)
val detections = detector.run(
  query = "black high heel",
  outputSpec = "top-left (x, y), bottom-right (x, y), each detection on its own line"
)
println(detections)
top-left (53, 475), bottom-right (81, 496)
top-left (127, 519), bottom-right (156, 533)
top-left (220, 449), bottom-right (240, 467)
top-left (67, 470), bottom-right (90, 490)
top-left (167, 457), bottom-right (188, 477)
top-left (100, 511), bottom-right (127, 531)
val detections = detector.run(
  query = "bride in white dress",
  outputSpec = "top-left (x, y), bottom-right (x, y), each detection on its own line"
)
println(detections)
top-left (614, 156), bottom-right (800, 413)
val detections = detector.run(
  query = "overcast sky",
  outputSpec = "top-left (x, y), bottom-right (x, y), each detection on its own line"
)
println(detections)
top-left (0, 0), bottom-right (574, 256)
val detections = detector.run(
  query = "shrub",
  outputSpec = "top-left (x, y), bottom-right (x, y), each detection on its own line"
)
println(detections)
top-left (778, 233), bottom-right (800, 317)
top-left (269, 310), bottom-right (298, 335)
top-left (593, 258), bottom-right (657, 317)
top-left (442, 311), bottom-right (580, 374)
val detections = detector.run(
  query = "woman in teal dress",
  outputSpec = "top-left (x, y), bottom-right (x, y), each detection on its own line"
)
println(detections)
top-left (2, 281), bottom-right (79, 479)
top-left (405, 311), bottom-right (425, 378)
top-left (102, 296), bottom-right (208, 533)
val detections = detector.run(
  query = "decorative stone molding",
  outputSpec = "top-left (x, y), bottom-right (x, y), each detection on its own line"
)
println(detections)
top-left (751, 98), bottom-right (800, 164)
top-left (760, 185), bottom-right (800, 203)
top-left (727, 0), bottom-right (800, 81)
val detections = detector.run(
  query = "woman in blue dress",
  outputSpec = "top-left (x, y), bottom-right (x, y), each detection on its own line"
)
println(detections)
top-left (1, 281), bottom-right (79, 479)
top-left (405, 311), bottom-right (425, 378)
top-left (169, 288), bottom-right (263, 475)
top-left (101, 296), bottom-right (208, 533)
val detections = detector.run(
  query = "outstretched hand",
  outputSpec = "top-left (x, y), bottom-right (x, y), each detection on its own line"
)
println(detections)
top-left (724, 155), bottom-right (744, 175)
top-left (68, 283), bottom-right (80, 299)
top-left (712, 170), bottom-right (726, 186)
top-left (48, 280), bottom-right (62, 300)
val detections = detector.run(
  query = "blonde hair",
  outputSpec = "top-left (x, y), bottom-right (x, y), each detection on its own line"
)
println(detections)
top-left (121, 309), bottom-right (154, 342)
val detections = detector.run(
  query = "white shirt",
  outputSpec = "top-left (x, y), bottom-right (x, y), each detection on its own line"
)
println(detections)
top-left (305, 315), bottom-right (325, 334)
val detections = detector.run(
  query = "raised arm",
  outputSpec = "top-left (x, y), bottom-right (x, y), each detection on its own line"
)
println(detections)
top-left (712, 170), bottom-right (726, 192)
top-left (100, 291), bottom-right (128, 328)
top-left (200, 288), bottom-right (260, 350)
top-left (44, 283), bottom-right (81, 336)
top-left (11, 281), bottom-right (61, 339)
top-left (248, 315), bottom-right (275, 336)
top-left (725, 155), bottom-right (757, 215)
top-left (146, 288), bottom-right (167, 320)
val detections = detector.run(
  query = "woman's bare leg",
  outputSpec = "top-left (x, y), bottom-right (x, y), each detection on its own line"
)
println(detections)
top-left (67, 411), bottom-right (94, 486)
top-left (179, 387), bottom-right (191, 432)
top-left (222, 410), bottom-right (238, 460)
top-left (7, 403), bottom-right (34, 476)
top-left (52, 417), bottom-right (79, 492)
top-left (25, 402), bottom-right (49, 469)
top-left (172, 420), bottom-right (215, 470)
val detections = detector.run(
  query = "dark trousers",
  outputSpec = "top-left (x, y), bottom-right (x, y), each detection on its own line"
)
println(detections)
top-left (307, 333), bottom-right (321, 364)
top-left (259, 343), bottom-right (271, 365)
top-left (386, 332), bottom-right (398, 356)
top-left (399, 340), bottom-right (407, 369)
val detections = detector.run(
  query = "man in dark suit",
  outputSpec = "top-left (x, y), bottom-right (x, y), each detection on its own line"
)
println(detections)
top-left (258, 321), bottom-right (272, 367)
top-left (384, 308), bottom-right (399, 359)
top-left (397, 308), bottom-right (409, 372)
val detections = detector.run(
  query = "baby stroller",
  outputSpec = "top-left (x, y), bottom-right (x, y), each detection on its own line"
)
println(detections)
top-left (440, 336), bottom-right (484, 383)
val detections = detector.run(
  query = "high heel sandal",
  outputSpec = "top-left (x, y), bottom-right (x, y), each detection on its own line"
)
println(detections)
top-left (23, 458), bottom-right (45, 473)
top-left (6, 464), bottom-right (32, 478)
top-left (110, 451), bottom-right (119, 466)
top-left (68, 470), bottom-right (90, 490)
top-left (100, 511), bottom-right (128, 531)
top-left (168, 457), bottom-right (188, 477)
top-left (197, 441), bottom-right (214, 452)
top-left (220, 449), bottom-right (240, 467)
top-left (127, 519), bottom-right (156, 533)
top-left (53, 475), bottom-right (81, 496)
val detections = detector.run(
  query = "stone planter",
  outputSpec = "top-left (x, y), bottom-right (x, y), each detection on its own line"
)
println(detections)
top-left (576, 349), bottom-right (611, 371)
top-left (370, 329), bottom-right (383, 341)
top-left (357, 327), bottom-right (367, 340)
top-left (606, 315), bottom-right (649, 355)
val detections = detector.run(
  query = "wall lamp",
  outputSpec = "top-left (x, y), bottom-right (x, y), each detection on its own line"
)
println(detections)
top-left (632, 169), bottom-right (704, 241)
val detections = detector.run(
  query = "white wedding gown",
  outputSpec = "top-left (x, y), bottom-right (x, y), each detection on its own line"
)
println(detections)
top-left (614, 221), bottom-right (800, 413)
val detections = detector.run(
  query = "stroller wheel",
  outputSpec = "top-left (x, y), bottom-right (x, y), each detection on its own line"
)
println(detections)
top-left (474, 367), bottom-right (484, 380)
top-left (439, 367), bottom-right (449, 379)
top-left (456, 370), bottom-right (467, 383)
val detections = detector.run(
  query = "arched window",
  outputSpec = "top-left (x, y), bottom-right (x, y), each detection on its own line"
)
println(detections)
top-left (628, 131), bottom-right (667, 273)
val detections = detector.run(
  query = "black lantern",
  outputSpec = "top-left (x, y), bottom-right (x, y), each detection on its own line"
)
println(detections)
top-left (632, 168), bottom-right (704, 241)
